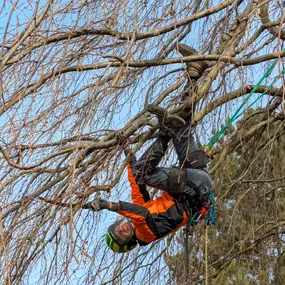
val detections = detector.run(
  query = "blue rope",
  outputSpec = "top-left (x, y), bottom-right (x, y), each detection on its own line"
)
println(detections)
top-left (206, 192), bottom-right (216, 225)
top-left (189, 192), bottom-right (216, 226)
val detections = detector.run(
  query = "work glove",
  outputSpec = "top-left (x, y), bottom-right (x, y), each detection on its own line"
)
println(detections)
top-left (83, 198), bottom-right (120, 212)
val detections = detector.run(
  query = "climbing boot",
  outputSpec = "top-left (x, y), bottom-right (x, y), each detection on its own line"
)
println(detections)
top-left (177, 43), bottom-right (210, 79)
top-left (146, 104), bottom-right (186, 130)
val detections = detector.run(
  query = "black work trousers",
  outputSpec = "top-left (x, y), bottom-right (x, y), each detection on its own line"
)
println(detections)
top-left (132, 119), bottom-right (212, 199)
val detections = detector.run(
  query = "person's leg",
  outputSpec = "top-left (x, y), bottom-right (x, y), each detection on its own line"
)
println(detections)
top-left (139, 44), bottom-right (212, 204)
top-left (172, 118), bottom-right (200, 168)
top-left (174, 45), bottom-right (208, 168)
top-left (132, 42), bottom-right (209, 192)
top-left (131, 103), bottom-right (186, 190)
top-left (139, 166), bottom-right (173, 192)
top-left (132, 134), bottom-right (171, 186)
top-left (132, 129), bottom-right (194, 194)
top-left (132, 119), bottom-right (204, 195)
top-left (174, 43), bottom-right (210, 166)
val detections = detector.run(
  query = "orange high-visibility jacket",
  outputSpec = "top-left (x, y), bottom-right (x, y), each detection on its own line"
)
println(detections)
top-left (117, 164), bottom-right (188, 245)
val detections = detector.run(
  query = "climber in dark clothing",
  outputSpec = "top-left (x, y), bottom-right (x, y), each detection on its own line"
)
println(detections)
top-left (86, 117), bottom-right (212, 253)
top-left (84, 44), bottom-right (213, 253)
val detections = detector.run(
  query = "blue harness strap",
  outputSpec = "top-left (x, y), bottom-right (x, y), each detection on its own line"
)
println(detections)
top-left (206, 192), bottom-right (216, 225)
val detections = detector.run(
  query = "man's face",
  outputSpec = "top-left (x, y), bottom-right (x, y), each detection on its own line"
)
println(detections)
top-left (111, 220), bottom-right (134, 245)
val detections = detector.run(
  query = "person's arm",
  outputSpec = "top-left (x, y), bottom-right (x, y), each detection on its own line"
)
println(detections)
top-left (84, 197), bottom-right (158, 243)
top-left (83, 199), bottom-right (120, 211)
top-left (127, 163), bottom-right (150, 205)
top-left (83, 198), bottom-right (150, 217)
top-left (83, 161), bottom-right (150, 210)
top-left (117, 201), bottom-right (157, 243)
top-left (84, 198), bottom-right (148, 216)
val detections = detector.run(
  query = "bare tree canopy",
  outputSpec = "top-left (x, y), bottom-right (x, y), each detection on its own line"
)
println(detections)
top-left (0, 0), bottom-right (285, 284)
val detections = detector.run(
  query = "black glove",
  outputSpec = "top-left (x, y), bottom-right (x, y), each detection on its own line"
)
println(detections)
top-left (83, 199), bottom-right (120, 212)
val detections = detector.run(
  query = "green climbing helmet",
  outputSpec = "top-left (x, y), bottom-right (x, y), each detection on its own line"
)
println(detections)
top-left (105, 231), bottom-right (136, 253)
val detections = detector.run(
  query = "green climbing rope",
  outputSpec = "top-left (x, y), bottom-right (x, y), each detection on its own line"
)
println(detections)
top-left (232, 66), bottom-right (285, 123)
top-left (204, 52), bottom-right (285, 155)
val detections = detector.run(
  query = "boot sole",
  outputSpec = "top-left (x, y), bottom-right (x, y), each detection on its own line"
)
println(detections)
top-left (147, 105), bottom-right (186, 129)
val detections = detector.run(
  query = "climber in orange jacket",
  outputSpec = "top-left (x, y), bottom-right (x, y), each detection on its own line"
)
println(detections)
top-left (84, 115), bottom-right (212, 253)
top-left (84, 44), bottom-right (213, 252)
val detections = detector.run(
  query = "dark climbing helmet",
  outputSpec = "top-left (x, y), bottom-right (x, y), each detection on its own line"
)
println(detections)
top-left (105, 222), bottom-right (137, 253)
